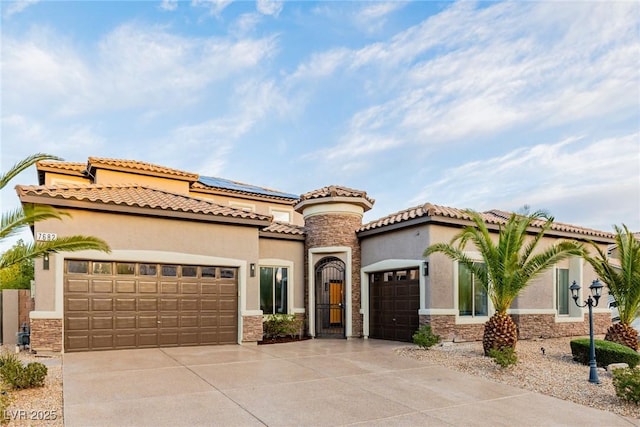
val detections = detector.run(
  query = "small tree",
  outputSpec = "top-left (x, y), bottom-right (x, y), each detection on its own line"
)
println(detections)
top-left (583, 224), bottom-right (640, 350)
top-left (0, 240), bottom-right (34, 290)
top-left (424, 209), bottom-right (583, 355)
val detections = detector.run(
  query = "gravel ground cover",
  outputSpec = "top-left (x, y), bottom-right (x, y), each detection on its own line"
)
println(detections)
top-left (1, 348), bottom-right (62, 426)
top-left (397, 335), bottom-right (640, 420)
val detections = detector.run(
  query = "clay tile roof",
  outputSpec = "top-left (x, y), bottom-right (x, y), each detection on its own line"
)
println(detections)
top-left (16, 184), bottom-right (271, 223)
top-left (88, 157), bottom-right (199, 181)
top-left (262, 222), bottom-right (305, 236)
top-left (36, 161), bottom-right (86, 174)
top-left (359, 203), bottom-right (614, 239)
top-left (299, 185), bottom-right (375, 204)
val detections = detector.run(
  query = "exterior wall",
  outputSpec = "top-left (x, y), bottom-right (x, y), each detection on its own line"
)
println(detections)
top-left (304, 212), bottom-right (363, 337)
top-left (242, 315), bottom-right (263, 343)
top-left (95, 169), bottom-right (190, 194)
top-left (258, 238), bottom-right (305, 311)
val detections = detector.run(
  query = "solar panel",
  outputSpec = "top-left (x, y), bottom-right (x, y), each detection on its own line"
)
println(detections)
top-left (199, 176), bottom-right (298, 199)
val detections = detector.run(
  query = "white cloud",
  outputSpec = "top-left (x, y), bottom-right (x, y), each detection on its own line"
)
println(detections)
top-left (409, 133), bottom-right (640, 231)
top-left (2, 0), bottom-right (39, 19)
top-left (2, 24), bottom-right (278, 116)
top-left (191, 0), bottom-right (233, 17)
top-left (256, 0), bottom-right (283, 17)
top-left (354, 1), bottom-right (406, 34)
top-left (160, 0), bottom-right (178, 12)
top-left (296, 1), bottom-right (640, 170)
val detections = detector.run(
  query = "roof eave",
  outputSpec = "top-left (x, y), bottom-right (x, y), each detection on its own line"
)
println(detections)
top-left (294, 196), bottom-right (374, 213)
top-left (258, 231), bottom-right (305, 241)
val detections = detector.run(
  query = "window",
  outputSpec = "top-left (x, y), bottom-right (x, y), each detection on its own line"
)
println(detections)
top-left (116, 263), bottom-right (135, 275)
top-left (92, 262), bottom-right (112, 275)
top-left (458, 263), bottom-right (487, 317)
top-left (271, 210), bottom-right (291, 223)
top-left (556, 268), bottom-right (570, 315)
top-left (260, 267), bottom-right (288, 314)
top-left (182, 266), bottom-right (197, 277)
top-left (67, 260), bottom-right (88, 274)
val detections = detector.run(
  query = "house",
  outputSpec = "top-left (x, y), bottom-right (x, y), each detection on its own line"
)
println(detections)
top-left (16, 157), bottom-right (615, 352)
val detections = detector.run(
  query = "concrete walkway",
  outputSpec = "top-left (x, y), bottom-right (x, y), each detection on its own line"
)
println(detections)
top-left (63, 339), bottom-right (638, 426)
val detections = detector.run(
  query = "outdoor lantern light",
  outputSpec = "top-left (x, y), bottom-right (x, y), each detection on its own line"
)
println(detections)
top-left (570, 279), bottom-right (604, 384)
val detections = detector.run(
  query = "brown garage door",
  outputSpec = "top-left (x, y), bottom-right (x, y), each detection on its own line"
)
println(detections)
top-left (369, 268), bottom-right (420, 342)
top-left (64, 260), bottom-right (238, 352)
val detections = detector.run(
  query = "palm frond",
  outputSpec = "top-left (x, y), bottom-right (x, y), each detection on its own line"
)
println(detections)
top-left (0, 153), bottom-right (62, 190)
top-left (1, 205), bottom-right (69, 240)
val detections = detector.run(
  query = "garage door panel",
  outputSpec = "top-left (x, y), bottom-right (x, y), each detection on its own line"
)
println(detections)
top-left (66, 334), bottom-right (89, 351)
top-left (139, 281), bottom-right (158, 293)
top-left (181, 299), bottom-right (198, 311)
top-left (116, 316), bottom-right (136, 329)
top-left (91, 280), bottom-right (113, 293)
top-left (181, 283), bottom-right (198, 294)
top-left (67, 298), bottom-right (89, 311)
top-left (116, 280), bottom-right (136, 293)
top-left (160, 315), bottom-right (178, 327)
top-left (91, 298), bottom-right (113, 311)
top-left (160, 298), bottom-right (178, 311)
top-left (67, 279), bottom-right (89, 293)
top-left (139, 315), bottom-right (158, 328)
top-left (92, 316), bottom-right (113, 329)
top-left (181, 315), bottom-right (198, 327)
top-left (115, 334), bottom-right (136, 348)
top-left (66, 316), bottom-right (89, 330)
top-left (161, 282), bottom-right (178, 293)
top-left (65, 261), bottom-right (238, 352)
top-left (116, 298), bottom-right (136, 311)
top-left (139, 298), bottom-right (158, 311)
top-left (91, 334), bottom-right (114, 349)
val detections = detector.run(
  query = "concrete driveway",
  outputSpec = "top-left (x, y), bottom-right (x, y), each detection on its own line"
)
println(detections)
top-left (63, 339), bottom-right (636, 426)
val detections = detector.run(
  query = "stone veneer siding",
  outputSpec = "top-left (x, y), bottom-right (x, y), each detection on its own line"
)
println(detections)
top-left (242, 315), bottom-right (263, 343)
top-left (304, 213), bottom-right (363, 337)
top-left (420, 312), bottom-right (611, 342)
top-left (30, 318), bottom-right (62, 352)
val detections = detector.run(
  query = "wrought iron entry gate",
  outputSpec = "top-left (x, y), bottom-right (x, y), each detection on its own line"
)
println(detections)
top-left (315, 257), bottom-right (346, 337)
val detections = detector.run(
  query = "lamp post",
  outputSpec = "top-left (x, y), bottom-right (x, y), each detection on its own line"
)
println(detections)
top-left (570, 279), bottom-right (604, 384)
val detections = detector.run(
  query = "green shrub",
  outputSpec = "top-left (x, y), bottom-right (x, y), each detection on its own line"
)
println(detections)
top-left (0, 354), bottom-right (47, 390)
top-left (263, 314), bottom-right (303, 339)
top-left (570, 338), bottom-right (640, 368)
top-left (488, 347), bottom-right (518, 368)
top-left (412, 325), bottom-right (440, 349)
top-left (613, 367), bottom-right (640, 404)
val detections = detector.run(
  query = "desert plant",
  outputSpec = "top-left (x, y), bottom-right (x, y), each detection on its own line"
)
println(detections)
top-left (412, 325), bottom-right (440, 349)
top-left (570, 338), bottom-right (640, 368)
top-left (0, 389), bottom-right (12, 425)
top-left (613, 367), bottom-right (640, 404)
top-left (0, 352), bottom-right (47, 390)
top-left (583, 224), bottom-right (640, 350)
top-left (424, 209), bottom-right (583, 355)
top-left (488, 346), bottom-right (518, 367)
top-left (263, 314), bottom-right (302, 339)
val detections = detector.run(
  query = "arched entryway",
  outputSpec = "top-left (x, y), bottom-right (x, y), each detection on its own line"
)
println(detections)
top-left (315, 257), bottom-right (346, 337)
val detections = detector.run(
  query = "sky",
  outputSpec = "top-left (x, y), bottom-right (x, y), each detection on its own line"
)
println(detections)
top-left (1, 0), bottom-right (639, 251)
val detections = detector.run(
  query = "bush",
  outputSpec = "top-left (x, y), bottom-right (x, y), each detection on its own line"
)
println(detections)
top-left (412, 325), bottom-right (440, 349)
top-left (263, 314), bottom-right (303, 339)
top-left (0, 352), bottom-right (47, 390)
top-left (570, 338), bottom-right (640, 368)
top-left (488, 347), bottom-right (518, 368)
top-left (613, 367), bottom-right (640, 404)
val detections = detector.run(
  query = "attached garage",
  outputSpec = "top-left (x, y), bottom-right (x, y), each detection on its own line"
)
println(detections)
top-left (369, 268), bottom-right (420, 342)
top-left (64, 259), bottom-right (238, 352)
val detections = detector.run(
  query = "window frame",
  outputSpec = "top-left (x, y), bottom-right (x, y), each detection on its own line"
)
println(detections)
top-left (453, 257), bottom-right (491, 324)
top-left (259, 266), bottom-right (289, 315)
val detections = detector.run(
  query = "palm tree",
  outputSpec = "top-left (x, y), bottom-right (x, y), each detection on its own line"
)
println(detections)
top-left (424, 209), bottom-right (583, 355)
top-left (584, 224), bottom-right (640, 350)
top-left (1, 153), bottom-right (110, 271)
